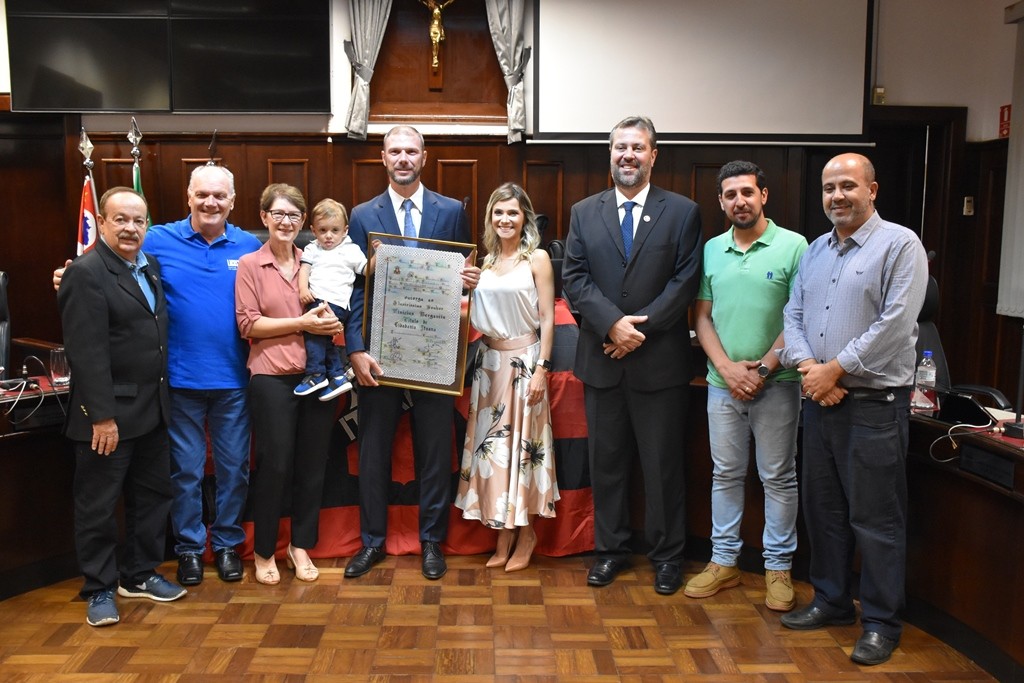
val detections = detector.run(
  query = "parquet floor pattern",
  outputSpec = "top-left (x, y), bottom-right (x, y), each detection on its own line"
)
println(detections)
top-left (0, 555), bottom-right (993, 682)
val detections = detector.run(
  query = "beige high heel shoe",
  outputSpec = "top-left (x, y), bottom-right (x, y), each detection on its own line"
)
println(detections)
top-left (253, 553), bottom-right (280, 585)
top-left (486, 528), bottom-right (518, 568)
top-left (286, 545), bottom-right (320, 582)
top-left (505, 527), bottom-right (537, 573)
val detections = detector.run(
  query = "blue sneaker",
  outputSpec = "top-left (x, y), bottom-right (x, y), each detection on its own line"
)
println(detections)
top-left (294, 374), bottom-right (328, 396)
top-left (86, 588), bottom-right (119, 627)
top-left (320, 376), bottom-right (353, 401)
top-left (117, 574), bottom-right (187, 602)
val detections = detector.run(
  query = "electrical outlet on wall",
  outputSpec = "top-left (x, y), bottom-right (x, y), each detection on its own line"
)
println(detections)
top-left (963, 196), bottom-right (975, 216)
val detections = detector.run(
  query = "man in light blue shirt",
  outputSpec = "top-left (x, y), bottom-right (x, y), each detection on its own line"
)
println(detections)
top-left (778, 153), bottom-right (928, 666)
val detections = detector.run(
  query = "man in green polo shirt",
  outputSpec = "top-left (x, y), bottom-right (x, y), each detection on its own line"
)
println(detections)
top-left (683, 160), bottom-right (808, 611)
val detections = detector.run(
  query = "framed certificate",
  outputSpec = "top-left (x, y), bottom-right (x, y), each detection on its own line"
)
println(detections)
top-left (364, 232), bottom-right (476, 395)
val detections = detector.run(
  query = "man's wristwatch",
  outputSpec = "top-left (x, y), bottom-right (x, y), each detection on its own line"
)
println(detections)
top-left (536, 359), bottom-right (552, 371)
top-left (756, 362), bottom-right (771, 379)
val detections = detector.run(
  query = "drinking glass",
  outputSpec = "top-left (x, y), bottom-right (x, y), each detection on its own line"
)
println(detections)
top-left (50, 347), bottom-right (70, 387)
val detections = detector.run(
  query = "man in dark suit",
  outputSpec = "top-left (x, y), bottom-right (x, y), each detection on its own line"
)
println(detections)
top-left (342, 125), bottom-right (480, 580)
top-left (58, 187), bottom-right (186, 627)
top-left (563, 115), bottom-right (703, 595)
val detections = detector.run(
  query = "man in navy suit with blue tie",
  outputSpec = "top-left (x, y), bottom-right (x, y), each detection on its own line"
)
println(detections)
top-left (343, 125), bottom-right (480, 580)
top-left (563, 116), bottom-right (703, 595)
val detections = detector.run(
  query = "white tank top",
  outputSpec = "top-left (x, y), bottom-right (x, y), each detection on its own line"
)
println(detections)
top-left (470, 258), bottom-right (540, 340)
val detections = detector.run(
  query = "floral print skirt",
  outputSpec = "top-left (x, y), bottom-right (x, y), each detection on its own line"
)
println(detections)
top-left (455, 338), bottom-right (559, 528)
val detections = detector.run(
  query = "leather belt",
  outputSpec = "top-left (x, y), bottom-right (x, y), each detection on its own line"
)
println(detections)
top-left (480, 332), bottom-right (538, 351)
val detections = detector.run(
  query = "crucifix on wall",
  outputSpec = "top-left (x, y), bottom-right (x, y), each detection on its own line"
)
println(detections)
top-left (419, 0), bottom-right (455, 87)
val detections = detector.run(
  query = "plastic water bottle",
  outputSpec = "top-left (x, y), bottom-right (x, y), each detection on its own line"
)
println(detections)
top-left (910, 350), bottom-right (939, 415)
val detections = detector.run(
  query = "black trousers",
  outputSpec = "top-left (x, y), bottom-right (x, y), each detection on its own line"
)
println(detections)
top-left (584, 381), bottom-right (689, 564)
top-left (73, 425), bottom-right (172, 597)
top-left (248, 373), bottom-right (337, 558)
top-left (801, 388), bottom-right (911, 640)
top-left (356, 384), bottom-right (454, 548)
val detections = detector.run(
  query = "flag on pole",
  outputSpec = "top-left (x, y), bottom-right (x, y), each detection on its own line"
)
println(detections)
top-left (132, 158), bottom-right (151, 226)
top-left (76, 175), bottom-right (98, 255)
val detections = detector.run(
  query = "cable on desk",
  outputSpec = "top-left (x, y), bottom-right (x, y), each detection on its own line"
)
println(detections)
top-left (1, 378), bottom-right (46, 424)
top-left (929, 419), bottom-right (1005, 463)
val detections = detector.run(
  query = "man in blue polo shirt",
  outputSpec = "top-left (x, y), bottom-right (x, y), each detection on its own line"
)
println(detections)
top-left (684, 161), bottom-right (807, 611)
top-left (54, 165), bottom-right (260, 584)
top-left (144, 165), bottom-right (262, 585)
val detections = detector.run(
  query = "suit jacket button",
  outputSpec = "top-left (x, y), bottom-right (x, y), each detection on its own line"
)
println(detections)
top-left (621, 291), bottom-right (628, 297)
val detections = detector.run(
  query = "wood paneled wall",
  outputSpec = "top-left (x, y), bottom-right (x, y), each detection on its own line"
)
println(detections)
top-left (70, 131), bottom-right (814, 260)
top-left (2, 109), bottom-right (1020, 402)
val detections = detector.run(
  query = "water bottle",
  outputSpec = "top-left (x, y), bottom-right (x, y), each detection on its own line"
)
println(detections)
top-left (910, 350), bottom-right (939, 415)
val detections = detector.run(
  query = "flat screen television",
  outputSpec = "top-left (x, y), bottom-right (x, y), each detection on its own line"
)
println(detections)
top-left (5, 0), bottom-right (330, 113)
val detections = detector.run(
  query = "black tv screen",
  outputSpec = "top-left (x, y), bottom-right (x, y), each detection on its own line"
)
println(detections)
top-left (170, 17), bottom-right (330, 113)
top-left (7, 16), bottom-right (171, 112)
top-left (5, 1), bottom-right (330, 113)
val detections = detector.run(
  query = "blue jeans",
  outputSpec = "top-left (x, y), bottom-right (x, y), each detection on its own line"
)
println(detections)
top-left (801, 387), bottom-right (910, 640)
top-left (168, 388), bottom-right (251, 555)
top-left (303, 300), bottom-right (349, 379)
top-left (707, 382), bottom-right (800, 570)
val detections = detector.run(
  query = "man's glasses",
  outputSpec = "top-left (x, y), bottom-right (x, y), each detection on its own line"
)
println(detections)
top-left (268, 210), bottom-right (304, 223)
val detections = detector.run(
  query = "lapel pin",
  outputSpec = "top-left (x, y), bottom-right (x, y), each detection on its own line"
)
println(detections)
top-left (643, 215), bottom-right (651, 222)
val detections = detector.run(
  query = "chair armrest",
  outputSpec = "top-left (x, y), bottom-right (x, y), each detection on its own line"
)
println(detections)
top-left (950, 384), bottom-right (1013, 412)
top-left (12, 337), bottom-right (63, 352)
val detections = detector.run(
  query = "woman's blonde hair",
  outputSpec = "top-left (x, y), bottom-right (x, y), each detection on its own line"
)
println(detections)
top-left (481, 182), bottom-right (540, 270)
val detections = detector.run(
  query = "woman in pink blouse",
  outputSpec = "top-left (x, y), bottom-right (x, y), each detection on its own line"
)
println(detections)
top-left (235, 183), bottom-right (344, 586)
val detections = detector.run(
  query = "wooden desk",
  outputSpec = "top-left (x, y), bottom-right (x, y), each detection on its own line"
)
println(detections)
top-left (0, 376), bottom-right (69, 434)
top-left (907, 416), bottom-right (1024, 670)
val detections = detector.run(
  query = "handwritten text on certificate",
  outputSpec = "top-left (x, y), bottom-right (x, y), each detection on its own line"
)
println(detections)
top-left (369, 244), bottom-right (465, 385)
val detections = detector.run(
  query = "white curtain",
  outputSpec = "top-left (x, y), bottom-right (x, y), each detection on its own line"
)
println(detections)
top-left (344, 0), bottom-right (393, 140)
top-left (999, 13), bottom-right (1024, 318)
top-left (484, 0), bottom-right (530, 144)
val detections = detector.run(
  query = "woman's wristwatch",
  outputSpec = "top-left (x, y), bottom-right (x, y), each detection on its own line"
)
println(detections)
top-left (536, 359), bottom-right (552, 371)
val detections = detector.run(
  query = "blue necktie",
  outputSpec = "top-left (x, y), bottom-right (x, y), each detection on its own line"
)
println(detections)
top-left (402, 198), bottom-right (417, 247)
top-left (621, 200), bottom-right (636, 259)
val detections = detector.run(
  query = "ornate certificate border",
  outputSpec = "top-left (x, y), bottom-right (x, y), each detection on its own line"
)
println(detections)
top-left (365, 232), bottom-right (476, 396)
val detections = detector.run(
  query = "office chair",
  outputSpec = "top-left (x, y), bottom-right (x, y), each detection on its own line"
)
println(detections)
top-left (916, 274), bottom-right (1012, 410)
top-left (0, 271), bottom-right (9, 380)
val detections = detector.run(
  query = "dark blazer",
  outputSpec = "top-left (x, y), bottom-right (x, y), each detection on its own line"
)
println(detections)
top-left (562, 185), bottom-right (702, 391)
top-left (58, 240), bottom-right (170, 442)
top-left (344, 187), bottom-right (471, 353)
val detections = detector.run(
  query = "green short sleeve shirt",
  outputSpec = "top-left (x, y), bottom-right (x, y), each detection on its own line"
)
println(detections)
top-left (697, 219), bottom-right (808, 388)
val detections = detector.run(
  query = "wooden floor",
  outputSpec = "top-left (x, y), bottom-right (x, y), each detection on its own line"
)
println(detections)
top-left (0, 555), bottom-right (994, 682)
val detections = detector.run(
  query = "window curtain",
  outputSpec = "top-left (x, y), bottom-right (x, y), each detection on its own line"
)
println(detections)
top-left (999, 11), bottom-right (1024, 319)
top-left (484, 0), bottom-right (530, 144)
top-left (344, 0), bottom-right (393, 140)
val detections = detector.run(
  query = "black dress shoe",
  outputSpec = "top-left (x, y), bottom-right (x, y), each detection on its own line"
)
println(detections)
top-left (780, 604), bottom-right (856, 630)
top-left (421, 541), bottom-right (447, 580)
top-left (653, 562), bottom-right (682, 595)
top-left (587, 557), bottom-right (630, 587)
top-left (215, 548), bottom-right (243, 582)
top-left (851, 631), bottom-right (898, 666)
top-left (344, 546), bottom-right (386, 578)
top-left (176, 553), bottom-right (203, 586)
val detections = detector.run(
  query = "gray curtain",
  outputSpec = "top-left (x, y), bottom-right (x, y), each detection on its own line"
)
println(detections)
top-left (484, 0), bottom-right (530, 144)
top-left (344, 0), bottom-right (393, 140)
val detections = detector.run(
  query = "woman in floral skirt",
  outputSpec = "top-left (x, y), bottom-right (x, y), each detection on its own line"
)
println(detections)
top-left (455, 182), bottom-right (559, 572)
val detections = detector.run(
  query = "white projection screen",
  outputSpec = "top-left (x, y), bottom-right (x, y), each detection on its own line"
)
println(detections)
top-left (533, 0), bottom-right (871, 141)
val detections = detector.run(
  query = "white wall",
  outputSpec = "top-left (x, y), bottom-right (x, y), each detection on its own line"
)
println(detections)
top-left (874, 0), bottom-right (1016, 141)
top-left (0, 0), bottom-right (1017, 141)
